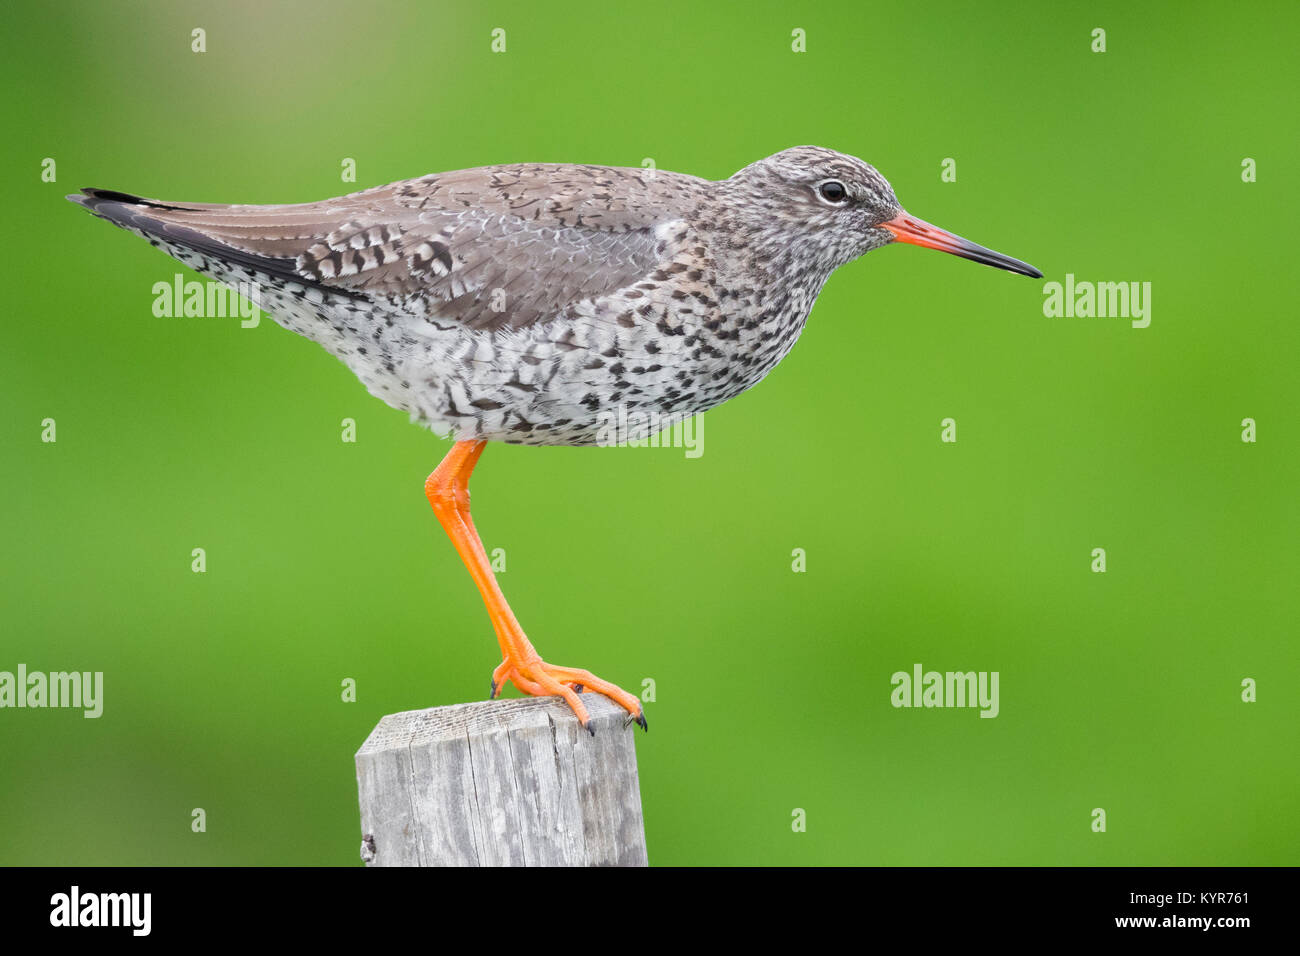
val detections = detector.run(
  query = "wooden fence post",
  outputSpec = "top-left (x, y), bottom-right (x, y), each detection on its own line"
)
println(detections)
top-left (355, 693), bottom-right (648, 866)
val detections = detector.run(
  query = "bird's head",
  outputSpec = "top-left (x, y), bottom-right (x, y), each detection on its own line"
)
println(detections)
top-left (722, 146), bottom-right (1041, 278)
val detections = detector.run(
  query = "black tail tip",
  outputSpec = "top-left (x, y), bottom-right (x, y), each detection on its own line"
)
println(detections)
top-left (67, 189), bottom-right (168, 214)
top-left (78, 187), bottom-right (146, 203)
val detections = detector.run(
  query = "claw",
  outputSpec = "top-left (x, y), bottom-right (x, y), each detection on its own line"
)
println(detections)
top-left (583, 720), bottom-right (595, 737)
top-left (636, 711), bottom-right (648, 732)
top-left (571, 683), bottom-right (585, 693)
top-left (489, 678), bottom-right (498, 699)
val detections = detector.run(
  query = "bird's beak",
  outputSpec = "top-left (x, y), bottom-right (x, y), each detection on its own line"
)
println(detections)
top-left (881, 213), bottom-right (1042, 278)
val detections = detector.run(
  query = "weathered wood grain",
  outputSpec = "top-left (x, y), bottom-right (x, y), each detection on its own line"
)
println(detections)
top-left (355, 694), bottom-right (647, 867)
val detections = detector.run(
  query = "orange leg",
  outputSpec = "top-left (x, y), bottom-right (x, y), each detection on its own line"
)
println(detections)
top-left (425, 440), bottom-right (646, 735)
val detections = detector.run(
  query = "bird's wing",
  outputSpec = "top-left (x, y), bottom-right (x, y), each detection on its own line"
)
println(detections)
top-left (68, 164), bottom-right (698, 331)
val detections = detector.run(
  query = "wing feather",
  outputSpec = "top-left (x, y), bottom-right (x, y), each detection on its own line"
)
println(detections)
top-left (69, 163), bottom-right (701, 331)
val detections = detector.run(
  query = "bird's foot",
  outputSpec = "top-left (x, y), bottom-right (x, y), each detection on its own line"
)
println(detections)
top-left (489, 657), bottom-right (647, 735)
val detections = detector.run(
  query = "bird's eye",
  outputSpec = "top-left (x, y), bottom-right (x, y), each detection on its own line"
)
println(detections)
top-left (818, 180), bottom-right (848, 204)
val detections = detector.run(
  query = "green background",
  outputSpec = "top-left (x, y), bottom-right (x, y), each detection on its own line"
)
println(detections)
top-left (2, 0), bottom-right (1296, 865)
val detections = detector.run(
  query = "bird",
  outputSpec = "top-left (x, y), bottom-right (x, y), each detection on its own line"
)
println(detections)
top-left (67, 146), bottom-right (1041, 735)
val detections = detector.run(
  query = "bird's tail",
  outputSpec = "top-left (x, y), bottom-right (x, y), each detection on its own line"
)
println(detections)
top-left (65, 187), bottom-right (358, 298)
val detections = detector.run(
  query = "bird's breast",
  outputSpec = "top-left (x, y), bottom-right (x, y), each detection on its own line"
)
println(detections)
top-left (298, 224), bottom-right (831, 447)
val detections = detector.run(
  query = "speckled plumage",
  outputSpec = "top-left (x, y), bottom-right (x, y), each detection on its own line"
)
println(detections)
top-left (67, 147), bottom-right (1017, 445)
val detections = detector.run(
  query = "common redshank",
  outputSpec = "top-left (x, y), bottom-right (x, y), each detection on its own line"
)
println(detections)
top-left (68, 146), bottom-right (1041, 733)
